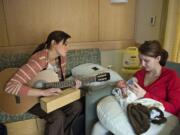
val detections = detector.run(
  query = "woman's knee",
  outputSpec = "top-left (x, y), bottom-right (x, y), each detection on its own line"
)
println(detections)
top-left (72, 101), bottom-right (83, 113)
top-left (45, 109), bottom-right (65, 123)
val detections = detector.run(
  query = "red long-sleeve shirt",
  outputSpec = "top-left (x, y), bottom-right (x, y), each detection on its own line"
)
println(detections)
top-left (4, 49), bottom-right (67, 96)
top-left (134, 67), bottom-right (180, 116)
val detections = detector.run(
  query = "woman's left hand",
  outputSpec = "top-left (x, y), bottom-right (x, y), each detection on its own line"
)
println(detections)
top-left (128, 81), bottom-right (146, 98)
top-left (74, 80), bottom-right (82, 89)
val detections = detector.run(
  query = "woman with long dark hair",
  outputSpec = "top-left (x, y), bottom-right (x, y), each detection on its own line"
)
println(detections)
top-left (5, 30), bottom-right (83, 135)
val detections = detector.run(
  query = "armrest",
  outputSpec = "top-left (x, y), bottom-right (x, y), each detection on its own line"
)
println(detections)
top-left (85, 83), bottom-right (115, 135)
top-left (166, 61), bottom-right (180, 77)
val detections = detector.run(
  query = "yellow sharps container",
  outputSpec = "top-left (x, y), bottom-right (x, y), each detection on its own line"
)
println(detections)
top-left (121, 47), bottom-right (140, 75)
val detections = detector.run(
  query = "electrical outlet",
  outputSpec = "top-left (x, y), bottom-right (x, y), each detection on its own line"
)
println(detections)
top-left (150, 16), bottom-right (156, 26)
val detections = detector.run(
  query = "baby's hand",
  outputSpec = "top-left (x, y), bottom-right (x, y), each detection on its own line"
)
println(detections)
top-left (127, 77), bottom-right (138, 86)
top-left (127, 79), bottom-right (134, 85)
top-left (74, 80), bottom-right (82, 89)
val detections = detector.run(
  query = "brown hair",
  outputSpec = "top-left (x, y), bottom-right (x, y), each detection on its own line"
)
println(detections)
top-left (138, 40), bottom-right (168, 66)
top-left (32, 30), bottom-right (71, 54)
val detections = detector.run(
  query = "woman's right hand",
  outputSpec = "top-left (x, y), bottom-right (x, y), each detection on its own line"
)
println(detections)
top-left (41, 88), bottom-right (62, 97)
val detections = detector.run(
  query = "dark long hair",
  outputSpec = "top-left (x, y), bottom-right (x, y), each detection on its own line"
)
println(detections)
top-left (32, 30), bottom-right (71, 54)
top-left (138, 40), bottom-right (168, 66)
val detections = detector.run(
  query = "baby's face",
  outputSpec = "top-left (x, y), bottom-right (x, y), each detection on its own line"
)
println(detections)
top-left (117, 80), bottom-right (127, 88)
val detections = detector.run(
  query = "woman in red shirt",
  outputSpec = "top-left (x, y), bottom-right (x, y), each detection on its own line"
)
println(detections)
top-left (91, 40), bottom-right (180, 135)
top-left (5, 31), bottom-right (83, 135)
top-left (129, 40), bottom-right (180, 116)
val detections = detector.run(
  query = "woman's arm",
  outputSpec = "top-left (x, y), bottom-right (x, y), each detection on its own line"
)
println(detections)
top-left (146, 74), bottom-right (180, 115)
top-left (4, 51), bottom-right (48, 96)
top-left (133, 69), bottom-right (180, 115)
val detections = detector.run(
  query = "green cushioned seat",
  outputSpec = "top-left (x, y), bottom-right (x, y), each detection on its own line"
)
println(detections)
top-left (85, 83), bottom-right (116, 135)
top-left (66, 48), bottom-right (101, 76)
top-left (0, 112), bottom-right (36, 123)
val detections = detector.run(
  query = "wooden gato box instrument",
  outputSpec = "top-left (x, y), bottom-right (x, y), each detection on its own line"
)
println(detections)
top-left (0, 68), bottom-right (110, 114)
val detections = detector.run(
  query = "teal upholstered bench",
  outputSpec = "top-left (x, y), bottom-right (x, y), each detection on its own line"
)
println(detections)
top-left (166, 61), bottom-right (180, 77)
top-left (0, 48), bottom-right (101, 130)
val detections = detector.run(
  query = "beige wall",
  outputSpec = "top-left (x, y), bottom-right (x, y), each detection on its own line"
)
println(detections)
top-left (0, 0), bottom-right (8, 46)
top-left (135, 0), bottom-right (164, 44)
top-left (0, 0), bottom-right (136, 51)
top-left (99, 0), bottom-right (135, 41)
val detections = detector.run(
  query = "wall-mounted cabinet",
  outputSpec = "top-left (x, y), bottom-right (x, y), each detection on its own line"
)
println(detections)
top-left (99, 0), bottom-right (135, 41)
top-left (0, 0), bottom-right (136, 49)
top-left (0, 0), bottom-right (8, 46)
top-left (3, 0), bottom-right (99, 45)
top-left (135, 0), bottom-right (166, 44)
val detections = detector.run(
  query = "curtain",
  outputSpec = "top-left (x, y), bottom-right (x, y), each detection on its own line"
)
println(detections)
top-left (164, 0), bottom-right (180, 63)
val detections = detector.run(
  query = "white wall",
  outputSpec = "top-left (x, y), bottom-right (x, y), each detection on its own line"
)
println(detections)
top-left (101, 50), bottom-right (123, 73)
top-left (101, 49), bottom-right (138, 80)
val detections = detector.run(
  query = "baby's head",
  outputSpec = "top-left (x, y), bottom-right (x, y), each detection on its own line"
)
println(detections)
top-left (116, 80), bottom-right (127, 88)
top-left (116, 77), bottom-right (138, 89)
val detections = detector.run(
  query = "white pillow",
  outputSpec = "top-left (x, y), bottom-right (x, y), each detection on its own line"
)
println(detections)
top-left (71, 63), bottom-right (123, 86)
top-left (97, 96), bottom-right (135, 135)
top-left (97, 96), bottom-right (179, 135)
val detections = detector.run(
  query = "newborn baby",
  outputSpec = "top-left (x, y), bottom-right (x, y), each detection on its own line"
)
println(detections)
top-left (116, 78), bottom-right (137, 98)
top-left (112, 78), bottom-right (164, 111)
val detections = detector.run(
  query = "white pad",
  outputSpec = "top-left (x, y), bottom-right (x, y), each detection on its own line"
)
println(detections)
top-left (71, 63), bottom-right (123, 86)
top-left (97, 95), bottom-right (179, 135)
